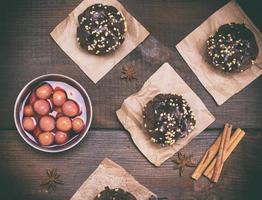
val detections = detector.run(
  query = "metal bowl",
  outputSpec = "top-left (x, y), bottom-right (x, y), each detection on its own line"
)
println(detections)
top-left (14, 74), bottom-right (93, 153)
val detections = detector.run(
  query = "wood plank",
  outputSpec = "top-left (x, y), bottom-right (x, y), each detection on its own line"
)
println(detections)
top-left (0, 1), bottom-right (261, 129)
top-left (0, 1), bottom-right (261, 200)
top-left (0, 36), bottom-right (261, 130)
top-left (0, 129), bottom-right (261, 200)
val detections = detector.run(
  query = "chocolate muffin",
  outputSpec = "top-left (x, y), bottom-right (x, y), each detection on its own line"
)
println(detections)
top-left (94, 187), bottom-right (137, 200)
top-left (206, 23), bottom-right (258, 73)
top-left (142, 94), bottom-right (196, 146)
top-left (77, 3), bottom-right (127, 55)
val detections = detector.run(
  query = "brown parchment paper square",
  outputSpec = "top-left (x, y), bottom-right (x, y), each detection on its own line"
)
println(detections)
top-left (51, 0), bottom-right (149, 83)
top-left (176, 0), bottom-right (262, 105)
top-left (70, 158), bottom-right (155, 200)
top-left (116, 63), bottom-right (215, 166)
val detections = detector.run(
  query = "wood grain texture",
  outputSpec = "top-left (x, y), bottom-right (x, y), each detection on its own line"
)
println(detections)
top-left (0, 0), bottom-right (261, 130)
top-left (0, 0), bottom-right (261, 199)
top-left (0, 129), bottom-right (261, 200)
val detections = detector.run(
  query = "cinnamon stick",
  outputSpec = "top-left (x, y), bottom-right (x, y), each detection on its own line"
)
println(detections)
top-left (191, 125), bottom-right (227, 180)
top-left (211, 123), bottom-right (232, 182)
top-left (204, 129), bottom-right (245, 179)
top-left (204, 128), bottom-right (241, 177)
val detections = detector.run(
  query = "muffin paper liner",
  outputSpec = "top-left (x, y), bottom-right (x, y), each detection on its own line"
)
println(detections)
top-left (70, 158), bottom-right (155, 200)
top-left (116, 63), bottom-right (215, 166)
top-left (51, 0), bottom-right (149, 83)
top-left (176, 0), bottom-right (262, 105)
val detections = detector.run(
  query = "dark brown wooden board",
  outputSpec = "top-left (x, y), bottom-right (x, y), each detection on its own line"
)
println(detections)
top-left (0, 0), bottom-right (262, 200)
top-left (0, 0), bottom-right (261, 130)
top-left (0, 130), bottom-right (261, 200)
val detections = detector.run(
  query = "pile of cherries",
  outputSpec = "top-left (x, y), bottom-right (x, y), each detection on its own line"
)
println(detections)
top-left (22, 83), bottom-right (85, 147)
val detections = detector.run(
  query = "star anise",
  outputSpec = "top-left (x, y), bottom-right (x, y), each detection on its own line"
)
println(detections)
top-left (40, 168), bottom-right (63, 191)
top-left (173, 152), bottom-right (197, 176)
top-left (121, 66), bottom-right (137, 81)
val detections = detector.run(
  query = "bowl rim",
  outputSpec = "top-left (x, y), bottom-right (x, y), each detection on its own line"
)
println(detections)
top-left (14, 74), bottom-right (93, 153)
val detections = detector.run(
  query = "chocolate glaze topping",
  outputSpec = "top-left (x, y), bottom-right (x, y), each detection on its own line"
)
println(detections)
top-left (143, 94), bottom-right (196, 146)
top-left (94, 187), bottom-right (137, 200)
top-left (77, 3), bottom-right (127, 55)
top-left (206, 23), bottom-right (258, 73)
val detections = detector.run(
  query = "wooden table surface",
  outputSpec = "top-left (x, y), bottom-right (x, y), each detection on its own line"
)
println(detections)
top-left (0, 0), bottom-right (261, 199)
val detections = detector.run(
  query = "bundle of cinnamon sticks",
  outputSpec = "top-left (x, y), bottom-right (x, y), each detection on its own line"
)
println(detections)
top-left (192, 123), bottom-right (245, 183)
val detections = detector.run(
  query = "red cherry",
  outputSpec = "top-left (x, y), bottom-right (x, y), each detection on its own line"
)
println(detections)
top-left (33, 126), bottom-right (42, 138)
top-left (28, 93), bottom-right (37, 105)
top-left (72, 118), bottom-right (85, 133)
top-left (54, 86), bottom-right (64, 91)
top-left (36, 84), bottom-right (53, 99)
top-left (38, 132), bottom-right (54, 146)
top-left (55, 131), bottom-right (69, 145)
top-left (39, 116), bottom-right (55, 132)
top-left (54, 107), bottom-right (62, 113)
top-left (23, 105), bottom-right (34, 117)
top-left (52, 90), bottom-right (67, 106)
top-left (54, 107), bottom-right (63, 118)
top-left (33, 99), bottom-right (50, 115)
top-left (22, 117), bottom-right (36, 132)
top-left (56, 116), bottom-right (72, 132)
top-left (62, 100), bottom-right (79, 117)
